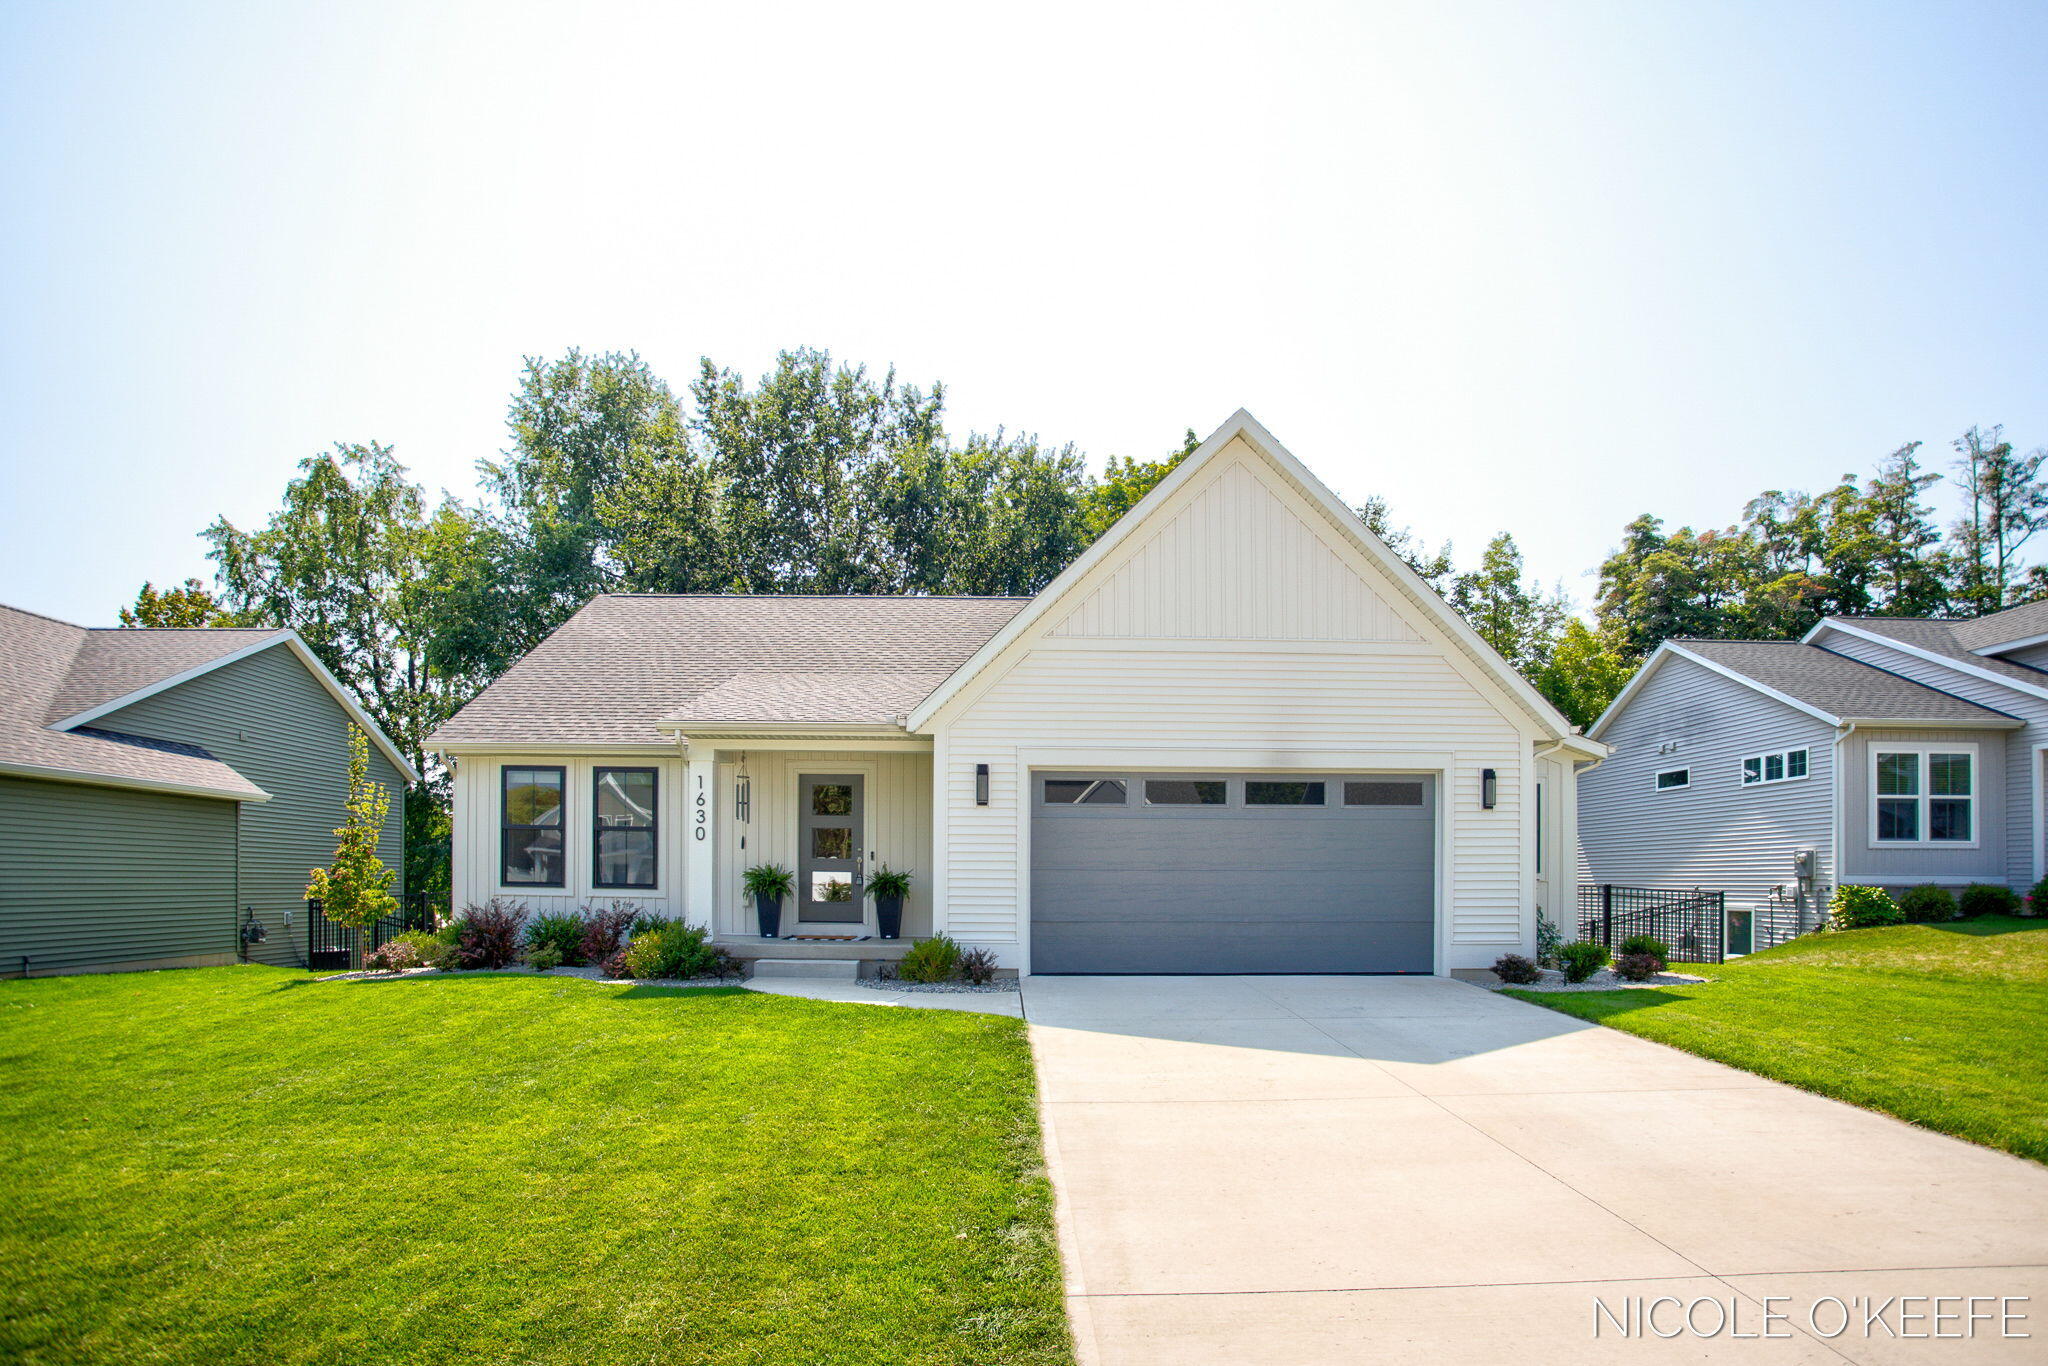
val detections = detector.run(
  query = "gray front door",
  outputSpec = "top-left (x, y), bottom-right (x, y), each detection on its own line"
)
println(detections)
top-left (1030, 772), bottom-right (1436, 974)
top-left (798, 774), bottom-right (864, 925)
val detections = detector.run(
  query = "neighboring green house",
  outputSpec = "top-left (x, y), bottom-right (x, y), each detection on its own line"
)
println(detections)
top-left (0, 603), bottom-right (415, 976)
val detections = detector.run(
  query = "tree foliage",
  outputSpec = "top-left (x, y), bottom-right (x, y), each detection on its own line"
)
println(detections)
top-left (305, 726), bottom-right (400, 950)
top-left (119, 578), bottom-right (258, 628)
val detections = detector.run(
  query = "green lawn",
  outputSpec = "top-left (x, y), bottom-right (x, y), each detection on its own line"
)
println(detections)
top-left (1505, 916), bottom-right (2048, 1163)
top-left (0, 967), bottom-right (1072, 1366)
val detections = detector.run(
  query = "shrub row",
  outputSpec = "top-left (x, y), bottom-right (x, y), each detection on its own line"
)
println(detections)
top-left (1832, 881), bottom-right (2025, 930)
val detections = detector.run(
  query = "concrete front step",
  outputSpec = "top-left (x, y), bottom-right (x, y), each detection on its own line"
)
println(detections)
top-left (748, 958), bottom-right (860, 981)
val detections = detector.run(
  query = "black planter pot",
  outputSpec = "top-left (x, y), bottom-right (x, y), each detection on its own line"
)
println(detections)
top-left (875, 893), bottom-right (903, 940)
top-left (754, 892), bottom-right (782, 938)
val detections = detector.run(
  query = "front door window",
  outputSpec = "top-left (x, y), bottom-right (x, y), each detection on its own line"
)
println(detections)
top-left (799, 774), bottom-right (864, 924)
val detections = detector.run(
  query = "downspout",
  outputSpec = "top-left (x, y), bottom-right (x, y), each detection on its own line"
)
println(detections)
top-left (1831, 721), bottom-right (1857, 918)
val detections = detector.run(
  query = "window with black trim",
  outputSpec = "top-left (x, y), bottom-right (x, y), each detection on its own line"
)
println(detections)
top-left (1741, 748), bottom-right (1809, 786)
top-left (1145, 779), bottom-right (1226, 805)
top-left (1245, 780), bottom-right (1325, 806)
top-left (593, 767), bottom-right (658, 888)
top-left (1044, 778), bottom-right (1127, 805)
top-left (502, 766), bottom-right (565, 886)
top-left (1655, 768), bottom-right (1690, 791)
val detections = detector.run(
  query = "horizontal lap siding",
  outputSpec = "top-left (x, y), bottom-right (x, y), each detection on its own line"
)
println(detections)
top-left (0, 776), bottom-right (236, 974)
top-left (1819, 631), bottom-right (2045, 887)
top-left (97, 646), bottom-right (404, 966)
top-left (941, 646), bottom-right (1525, 960)
top-left (1579, 656), bottom-right (1835, 908)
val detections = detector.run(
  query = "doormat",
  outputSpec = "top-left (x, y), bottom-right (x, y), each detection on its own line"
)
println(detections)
top-left (780, 934), bottom-right (870, 942)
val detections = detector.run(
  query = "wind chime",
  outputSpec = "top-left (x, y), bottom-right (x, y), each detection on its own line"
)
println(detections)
top-left (735, 751), bottom-right (751, 851)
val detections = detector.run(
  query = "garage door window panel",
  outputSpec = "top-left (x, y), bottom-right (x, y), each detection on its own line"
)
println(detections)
top-left (1144, 779), bottom-right (1227, 806)
top-left (1043, 778), bottom-right (1128, 806)
top-left (1245, 780), bottom-right (1325, 806)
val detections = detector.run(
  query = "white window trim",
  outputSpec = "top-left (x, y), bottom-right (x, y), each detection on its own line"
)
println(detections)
top-left (1740, 747), bottom-right (1810, 787)
top-left (1654, 768), bottom-right (1691, 792)
top-left (1868, 743), bottom-right (1979, 849)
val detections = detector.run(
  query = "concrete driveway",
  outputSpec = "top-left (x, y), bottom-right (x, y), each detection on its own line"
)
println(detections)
top-left (1021, 975), bottom-right (2048, 1365)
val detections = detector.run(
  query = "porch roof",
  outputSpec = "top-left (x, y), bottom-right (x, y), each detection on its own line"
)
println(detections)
top-left (428, 594), bottom-right (1030, 747)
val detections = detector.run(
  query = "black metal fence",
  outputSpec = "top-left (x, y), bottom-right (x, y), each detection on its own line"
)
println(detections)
top-left (306, 892), bottom-right (435, 970)
top-left (1577, 884), bottom-right (1727, 964)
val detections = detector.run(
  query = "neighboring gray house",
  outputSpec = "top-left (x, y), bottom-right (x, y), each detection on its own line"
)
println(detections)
top-left (0, 603), bottom-right (416, 976)
top-left (1578, 602), bottom-right (2048, 948)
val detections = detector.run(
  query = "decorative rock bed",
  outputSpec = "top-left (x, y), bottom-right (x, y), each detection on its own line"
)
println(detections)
top-left (319, 964), bottom-right (745, 989)
top-left (857, 978), bottom-right (1019, 995)
top-left (1483, 966), bottom-right (1709, 993)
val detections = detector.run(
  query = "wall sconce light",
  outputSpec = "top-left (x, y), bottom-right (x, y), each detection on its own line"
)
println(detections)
top-left (1481, 768), bottom-right (1498, 810)
top-left (975, 763), bottom-right (990, 806)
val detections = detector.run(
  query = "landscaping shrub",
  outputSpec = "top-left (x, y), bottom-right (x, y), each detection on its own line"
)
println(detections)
top-left (1557, 940), bottom-right (1610, 983)
top-left (524, 944), bottom-right (565, 971)
top-left (2029, 877), bottom-right (2048, 917)
top-left (958, 947), bottom-right (1000, 985)
top-left (579, 902), bottom-right (638, 963)
top-left (1613, 952), bottom-right (1663, 982)
top-left (1958, 883), bottom-right (2021, 918)
top-left (599, 947), bottom-right (631, 980)
top-left (630, 911), bottom-right (676, 937)
top-left (361, 939), bottom-right (420, 973)
top-left (1534, 910), bottom-right (1563, 967)
top-left (1491, 953), bottom-right (1541, 985)
top-left (525, 912), bottom-right (587, 966)
top-left (1829, 885), bottom-right (1903, 930)
top-left (898, 935), bottom-right (962, 983)
top-left (1898, 883), bottom-right (1958, 924)
top-left (1616, 934), bottom-right (1670, 967)
top-left (622, 921), bottom-right (721, 980)
top-left (455, 899), bottom-right (528, 968)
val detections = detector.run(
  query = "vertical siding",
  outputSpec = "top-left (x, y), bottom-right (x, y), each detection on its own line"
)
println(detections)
top-left (935, 446), bottom-right (1539, 973)
top-left (1817, 630), bottom-right (2043, 887)
top-left (0, 776), bottom-right (238, 975)
top-left (1579, 656), bottom-right (1836, 913)
top-left (451, 753), bottom-right (685, 921)
top-left (94, 645), bottom-right (405, 966)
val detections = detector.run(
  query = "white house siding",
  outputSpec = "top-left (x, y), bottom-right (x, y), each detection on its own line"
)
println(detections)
top-left (1837, 725), bottom-right (2007, 885)
top-left (929, 442), bottom-right (1542, 973)
top-left (1579, 655), bottom-right (1836, 912)
top-left (451, 753), bottom-right (686, 920)
top-left (1815, 629), bottom-right (2044, 887)
top-left (710, 749), bottom-right (932, 939)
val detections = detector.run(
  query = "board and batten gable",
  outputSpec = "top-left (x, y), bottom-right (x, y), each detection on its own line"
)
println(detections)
top-left (1813, 627), bottom-right (2044, 887)
top-left (923, 436), bottom-right (1548, 973)
top-left (1578, 652), bottom-right (1836, 907)
top-left (90, 642), bottom-right (405, 965)
top-left (0, 776), bottom-right (238, 975)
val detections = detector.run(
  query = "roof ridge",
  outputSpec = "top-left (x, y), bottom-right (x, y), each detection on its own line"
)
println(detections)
top-left (0, 601), bottom-right (91, 631)
top-left (593, 592), bottom-right (1034, 602)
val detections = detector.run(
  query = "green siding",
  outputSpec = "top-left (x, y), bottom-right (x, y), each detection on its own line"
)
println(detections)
top-left (92, 644), bottom-right (406, 967)
top-left (0, 776), bottom-right (238, 975)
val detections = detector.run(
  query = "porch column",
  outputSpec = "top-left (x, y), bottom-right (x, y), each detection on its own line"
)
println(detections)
top-left (684, 748), bottom-right (718, 930)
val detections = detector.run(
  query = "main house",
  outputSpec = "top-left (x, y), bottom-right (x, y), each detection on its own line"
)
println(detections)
top-left (1580, 603), bottom-right (2048, 948)
top-left (0, 604), bottom-right (414, 976)
top-left (427, 412), bottom-right (1607, 976)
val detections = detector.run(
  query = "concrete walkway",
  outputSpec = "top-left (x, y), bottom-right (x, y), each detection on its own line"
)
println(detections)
top-left (1021, 974), bottom-right (2048, 1365)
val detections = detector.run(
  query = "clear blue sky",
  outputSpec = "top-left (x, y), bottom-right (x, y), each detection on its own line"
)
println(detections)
top-left (3, 0), bottom-right (2043, 626)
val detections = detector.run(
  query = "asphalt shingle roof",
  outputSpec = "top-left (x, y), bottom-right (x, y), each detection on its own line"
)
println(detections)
top-left (1673, 638), bottom-right (2019, 724)
top-left (1950, 599), bottom-right (2048, 653)
top-left (1824, 616), bottom-right (2048, 690)
top-left (427, 595), bottom-right (1032, 746)
top-left (0, 604), bottom-right (275, 797)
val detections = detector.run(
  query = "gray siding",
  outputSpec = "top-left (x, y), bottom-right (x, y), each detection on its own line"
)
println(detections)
top-left (1839, 726), bottom-right (2006, 884)
top-left (1579, 655), bottom-right (1835, 914)
top-left (1994, 642), bottom-right (2048, 671)
top-left (95, 644), bottom-right (406, 966)
top-left (1817, 630), bottom-right (2041, 888)
top-left (0, 776), bottom-right (237, 975)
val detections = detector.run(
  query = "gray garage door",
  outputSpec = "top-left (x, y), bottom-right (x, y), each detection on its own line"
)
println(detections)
top-left (1030, 772), bottom-right (1436, 974)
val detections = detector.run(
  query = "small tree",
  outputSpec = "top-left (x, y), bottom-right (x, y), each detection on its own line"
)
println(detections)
top-left (307, 726), bottom-right (399, 965)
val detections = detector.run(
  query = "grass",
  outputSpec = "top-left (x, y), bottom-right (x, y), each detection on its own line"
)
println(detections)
top-left (1504, 916), bottom-right (2048, 1164)
top-left (0, 967), bottom-right (1072, 1366)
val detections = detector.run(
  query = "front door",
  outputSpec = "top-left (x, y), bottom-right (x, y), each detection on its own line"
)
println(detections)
top-left (798, 774), bottom-right (864, 926)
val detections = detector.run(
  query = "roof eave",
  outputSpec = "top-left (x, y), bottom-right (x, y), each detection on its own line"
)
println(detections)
top-left (0, 758), bottom-right (271, 802)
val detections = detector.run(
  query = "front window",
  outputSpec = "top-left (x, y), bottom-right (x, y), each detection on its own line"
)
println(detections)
top-left (502, 766), bottom-right (565, 886)
top-left (1741, 748), bottom-right (1808, 786)
top-left (1874, 749), bottom-right (1973, 844)
top-left (594, 767), bottom-right (658, 888)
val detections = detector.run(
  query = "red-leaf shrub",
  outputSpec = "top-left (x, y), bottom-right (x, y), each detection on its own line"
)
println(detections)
top-left (1613, 952), bottom-right (1663, 982)
top-left (579, 902), bottom-right (638, 965)
top-left (456, 899), bottom-right (528, 969)
top-left (1491, 954), bottom-right (1541, 984)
